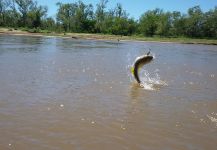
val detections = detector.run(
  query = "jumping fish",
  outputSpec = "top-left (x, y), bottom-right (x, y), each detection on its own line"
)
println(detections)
top-left (131, 51), bottom-right (154, 84)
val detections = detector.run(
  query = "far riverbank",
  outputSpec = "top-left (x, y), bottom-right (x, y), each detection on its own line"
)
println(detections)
top-left (0, 27), bottom-right (217, 45)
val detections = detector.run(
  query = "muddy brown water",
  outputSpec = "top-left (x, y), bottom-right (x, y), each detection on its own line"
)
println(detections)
top-left (0, 35), bottom-right (217, 150)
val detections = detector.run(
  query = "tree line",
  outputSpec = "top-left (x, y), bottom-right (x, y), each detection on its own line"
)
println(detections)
top-left (0, 0), bottom-right (217, 38)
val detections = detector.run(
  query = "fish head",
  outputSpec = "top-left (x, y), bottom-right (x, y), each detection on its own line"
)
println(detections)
top-left (143, 55), bottom-right (153, 64)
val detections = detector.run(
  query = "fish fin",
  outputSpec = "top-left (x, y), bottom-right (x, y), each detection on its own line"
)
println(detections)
top-left (130, 67), bottom-right (134, 74)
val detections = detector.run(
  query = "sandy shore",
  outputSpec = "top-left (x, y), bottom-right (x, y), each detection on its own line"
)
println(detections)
top-left (0, 28), bottom-right (122, 40)
top-left (0, 28), bottom-right (217, 45)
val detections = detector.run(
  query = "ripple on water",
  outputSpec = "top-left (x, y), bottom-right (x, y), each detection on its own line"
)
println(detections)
top-left (1, 35), bottom-right (217, 150)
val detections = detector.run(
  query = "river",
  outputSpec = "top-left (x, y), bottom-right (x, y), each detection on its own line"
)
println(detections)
top-left (0, 35), bottom-right (217, 150)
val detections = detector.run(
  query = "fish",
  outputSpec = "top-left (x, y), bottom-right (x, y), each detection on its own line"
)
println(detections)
top-left (131, 51), bottom-right (154, 84)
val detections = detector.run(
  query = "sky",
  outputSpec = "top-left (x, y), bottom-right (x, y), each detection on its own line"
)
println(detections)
top-left (37, 0), bottom-right (217, 19)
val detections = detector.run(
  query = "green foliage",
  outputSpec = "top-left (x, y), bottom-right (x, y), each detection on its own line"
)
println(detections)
top-left (0, 0), bottom-right (216, 39)
top-left (156, 12), bottom-right (172, 36)
top-left (95, 0), bottom-right (108, 33)
top-left (139, 9), bottom-right (162, 36)
top-left (56, 1), bottom-right (94, 33)
top-left (15, 0), bottom-right (34, 26)
top-left (138, 6), bottom-right (217, 38)
top-left (170, 11), bottom-right (187, 36)
top-left (110, 17), bottom-right (134, 36)
top-left (185, 6), bottom-right (204, 37)
top-left (94, 2), bottom-right (136, 36)
top-left (0, 0), bottom-right (12, 26)
top-left (42, 17), bottom-right (55, 31)
top-left (27, 27), bottom-right (40, 33)
top-left (202, 7), bottom-right (217, 38)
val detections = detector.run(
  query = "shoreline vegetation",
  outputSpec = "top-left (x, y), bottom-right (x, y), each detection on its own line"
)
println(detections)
top-left (0, 0), bottom-right (217, 45)
top-left (1, 27), bottom-right (217, 45)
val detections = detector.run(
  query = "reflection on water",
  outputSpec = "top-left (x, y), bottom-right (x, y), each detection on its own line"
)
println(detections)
top-left (0, 35), bottom-right (217, 150)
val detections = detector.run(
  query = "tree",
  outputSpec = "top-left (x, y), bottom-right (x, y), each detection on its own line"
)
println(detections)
top-left (109, 3), bottom-right (135, 35)
top-left (0, 0), bottom-right (216, 39)
top-left (203, 7), bottom-right (217, 38)
top-left (27, 4), bottom-right (47, 28)
top-left (95, 0), bottom-right (108, 32)
top-left (56, 1), bottom-right (94, 32)
top-left (0, 0), bottom-right (11, 26)
top-left (115, 3), bottom-right (127, 18)
top-left (111, 17), bottom-right (130, 35)
top-left (15, 0), bottom-right (34, 26)
top-left (73, 1), bottom-right (94, 32)
top-left (3, 9), bottom-right (21, 27)
top-left (186, 6), bottom-right (204, 37)
top-left (169, 11), bottom-right (186, 36)
top-left (139, 9), bottom-right (162, 36)
top-left (42, 17), bottom-right (55, 31)
top-left (156, 12), bottom-right (172, 36)
top-left (56, 2), bottom-right (76, 32)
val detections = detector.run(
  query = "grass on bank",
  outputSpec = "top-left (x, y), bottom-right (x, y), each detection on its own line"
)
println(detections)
top-left (1, 27), bottom-right (217, 45)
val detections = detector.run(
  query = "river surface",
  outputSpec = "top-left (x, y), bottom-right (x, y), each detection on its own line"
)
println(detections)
top-left (0, 35), bottom-right (217, 150)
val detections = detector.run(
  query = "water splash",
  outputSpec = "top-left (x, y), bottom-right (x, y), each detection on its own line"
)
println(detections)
top-left (139, 69), bottom-right (167, 90)
top-left (127, 52), bottom-right (167, 90)
top-left (207, 114), bottom-right (217, 126)
top-left (127, 65), bottom-right (167, 90)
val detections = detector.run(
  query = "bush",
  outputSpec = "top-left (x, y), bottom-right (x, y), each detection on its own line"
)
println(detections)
top-left (27, 28), bottom-right (40, 33)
